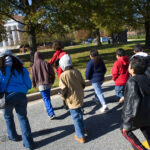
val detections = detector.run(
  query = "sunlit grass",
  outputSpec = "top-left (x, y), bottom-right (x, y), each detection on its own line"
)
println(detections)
top-left (27, 40), bottom-right (148, 93)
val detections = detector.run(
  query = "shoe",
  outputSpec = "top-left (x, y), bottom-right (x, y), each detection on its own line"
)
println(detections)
top-left (84, 130), bottom-right (88, 136)
top-left (100, 105), bottom-right (109, 113)
top-left (8, 135), bottom-right (22, 142)
top-left (74, 135), bottom-right (85, 143)
top-left (92, 98), bottom-right (99, 105)
top-left (50, 114), bottom-right (56, 120)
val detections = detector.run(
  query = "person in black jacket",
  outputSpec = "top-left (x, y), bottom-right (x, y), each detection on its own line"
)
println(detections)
top-left (121, 56), bottom-right (150, 150)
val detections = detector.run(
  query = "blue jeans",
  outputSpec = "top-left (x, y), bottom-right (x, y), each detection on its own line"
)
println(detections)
top-left (92, 82), bottom-right (106, 106)
top-left (40, 88), bottom-right (54, 117)
top-left (3, 93), bottom-right (34, 148)
top-left (70, 108), bottom-right (85, 138)
top-left (115, 85), bottom-right (124, 98)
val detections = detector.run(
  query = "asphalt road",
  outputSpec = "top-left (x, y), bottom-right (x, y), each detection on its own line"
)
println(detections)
top-left (0, 80), bottom-right (145, 150)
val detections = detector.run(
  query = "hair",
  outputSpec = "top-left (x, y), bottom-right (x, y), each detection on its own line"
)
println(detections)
top-left (0, 56), bottom-right (6, 75)
top-left (52, 41), bottom-right (64, 50)
top-left (11, 56), bottom-right (23, 74)
top-left (116, 48), bottom-right (125, 56)
top-left (134, 44), bottom-right (143, 53)
top-left (90, 49), bottom-right (100, 65)
top-left (130, 56), bottom-right (147, 74)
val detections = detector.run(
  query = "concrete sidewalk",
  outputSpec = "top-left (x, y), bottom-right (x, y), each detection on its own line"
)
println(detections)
top-left (27, 75), bottom-right (112, 101)
top-left (0, 80), bottom-right (145, 150)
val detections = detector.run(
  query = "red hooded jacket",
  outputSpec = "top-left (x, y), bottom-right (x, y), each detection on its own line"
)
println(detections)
top-left (49, 49), bottom-right (66, 78)
top-left (112, 56), bottom-right (129, 86)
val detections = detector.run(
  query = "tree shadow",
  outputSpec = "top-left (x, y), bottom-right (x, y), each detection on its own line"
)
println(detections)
top-left (32, 124), bottom-right (74, 149)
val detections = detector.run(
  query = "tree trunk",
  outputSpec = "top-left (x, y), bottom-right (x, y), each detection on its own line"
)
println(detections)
top-left (145, 21), bottom-right (150, 47)
top-left (28, 27), bottom-right (37, 66)
top-left (96, 29), bottom-right (101, 46)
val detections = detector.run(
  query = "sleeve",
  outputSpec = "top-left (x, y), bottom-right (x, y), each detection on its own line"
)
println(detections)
top-left (59, 75), bottom-right (68, 99)
top-left (31, 67), bottom-right (36, 88)
top-left (48, 63), bottom-right (55, 85)
top-left (122, 79), bottom-right (141, 130)
top-left (23, 68), bottom-right (32, 90)
top-left (85, 61), bottom-right (93, 80)
top-left (101, 60), bottom-right (107, 74)
top-left (78, 70), bottom-right (85, 89)
top-left (49, 52), bottom-right (57, 65)
top-left (112, 62), bottom-right (119, 81)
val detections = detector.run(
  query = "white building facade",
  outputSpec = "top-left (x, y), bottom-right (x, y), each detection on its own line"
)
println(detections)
top-left (0, 17), bottom-right (23, 48)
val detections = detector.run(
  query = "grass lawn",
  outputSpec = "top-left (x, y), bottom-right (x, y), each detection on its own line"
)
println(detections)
top-left (23, 39), bottom-right (149, 94)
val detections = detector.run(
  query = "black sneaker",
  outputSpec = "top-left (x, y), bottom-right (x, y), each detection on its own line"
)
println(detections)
top-left (8, 135), bottom-right (22, 142)
top-left (50, 114), bottom-right (56, 120)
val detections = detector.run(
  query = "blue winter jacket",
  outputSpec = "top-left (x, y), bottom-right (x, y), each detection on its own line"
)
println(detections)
top-left (85, 59), bottom-right (106, 83)
top-left (0, 66), bottom-right (32, 94)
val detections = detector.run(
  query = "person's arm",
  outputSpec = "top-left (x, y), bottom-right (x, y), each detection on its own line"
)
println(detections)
top-left (77, 70), bottom-right (85, 89)
top-left (112, 62), bottom-right (119, 81)
top-left (122, 79), bottom-right (141, 131)
top-left (23, 68), bottom-right (32, 90)
top-left (59, 75), bottom-right (68, 99)
top-left (85, 61), bottom-right (93, 80)
top-left (31, 67), bottom-right (36, 88)
top-left (101, 60), bottom-right (107, 74)
top-left (49, 52), bottom-right (58, 65)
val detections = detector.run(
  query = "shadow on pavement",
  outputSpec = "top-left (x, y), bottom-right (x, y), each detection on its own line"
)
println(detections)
top-left (32, 124), bottom-right (74, 149)
top-left (85, 103), bottom-right (122, 143)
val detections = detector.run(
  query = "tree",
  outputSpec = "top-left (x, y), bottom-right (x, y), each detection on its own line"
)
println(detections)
top-left (0, 0), bottom-right (89, 64)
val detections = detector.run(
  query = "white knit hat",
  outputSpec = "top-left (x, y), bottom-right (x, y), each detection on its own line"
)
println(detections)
top-left (0, 48), bottom-right (23, 65)
top-left (59, 54), bottom-right (72, 71)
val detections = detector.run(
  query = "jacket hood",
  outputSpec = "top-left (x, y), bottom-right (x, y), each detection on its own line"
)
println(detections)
top-left (118, 56), bottom-right (129, 66)
top-left (34, 52), bottom-right (44, 63)
top-left (59, 54), bottom-right (72, 71)
top-left (134, 75), bottom-right (150, 95)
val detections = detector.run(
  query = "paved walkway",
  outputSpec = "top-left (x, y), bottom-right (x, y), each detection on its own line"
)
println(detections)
top-left (0, 80), bottom-right (145, 150)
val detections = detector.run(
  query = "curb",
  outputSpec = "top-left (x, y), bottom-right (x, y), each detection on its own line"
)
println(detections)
top-left (27, 75), bottom-right (112, 102)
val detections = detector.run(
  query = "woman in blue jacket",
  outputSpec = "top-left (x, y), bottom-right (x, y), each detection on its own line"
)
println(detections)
top-left (85, 50), bottom-right (108, 113)
top-left (0, 49), bottom-right (34, 150)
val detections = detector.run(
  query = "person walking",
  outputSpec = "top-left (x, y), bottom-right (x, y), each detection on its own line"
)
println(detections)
top-left (59, 54), bottom-right (87, 143)
top-left (85, 49), bottom-right (108, 113)
top-left (0, 49), bottom-right (34, 150)
top-left (121, 56), bottom-right (150, 150)
top-left (49, 41), bottom-right (66, 78)
top-left (112, 48), bottom-right (129, 103)
top-left (31, 52), bottom-right (55, 119)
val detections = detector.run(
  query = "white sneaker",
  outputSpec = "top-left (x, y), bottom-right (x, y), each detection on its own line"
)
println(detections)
top-left (100, 105), bottom-right (109, 113)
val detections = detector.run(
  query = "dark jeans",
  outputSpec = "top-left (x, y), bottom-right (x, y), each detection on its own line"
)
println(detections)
top-left (121, 126), bottom-right (150, 150)
top-left (3, 93), bottom-right (34, 148)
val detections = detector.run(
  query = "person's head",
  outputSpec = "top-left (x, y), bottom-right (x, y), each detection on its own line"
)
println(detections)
top-left (52, 41), bottom-right (64, 51)
top-left (59, 54), bottom-right (73, 71)
top-left (129, 56), bottom-right (147, 76)
top-left (116, 48), bottom-right (125, 59)
top-left (133, 44), bottom-right (143, 54)
top-left (0, 48), bottom-right (23, 75)
top-left (90, 49), bottom-right (100, 64)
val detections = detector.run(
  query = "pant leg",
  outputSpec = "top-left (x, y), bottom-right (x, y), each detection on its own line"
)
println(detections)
top-left (14, 93), bottom-right (34, 148)
top-left (92, 82), bottom-right (106, 106)
top-left (121, 129), bottom-right (147, 150)
top-left (70, 108), bottom-right (85, 138)
top-left (140, 126), bottom-right (150, 148)
top-left (115, 86), bottom-right (124, 98)
top-left (40, 88), bottom-right (54, 117)
top-left (3, 105), bottom-right (18, 140)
